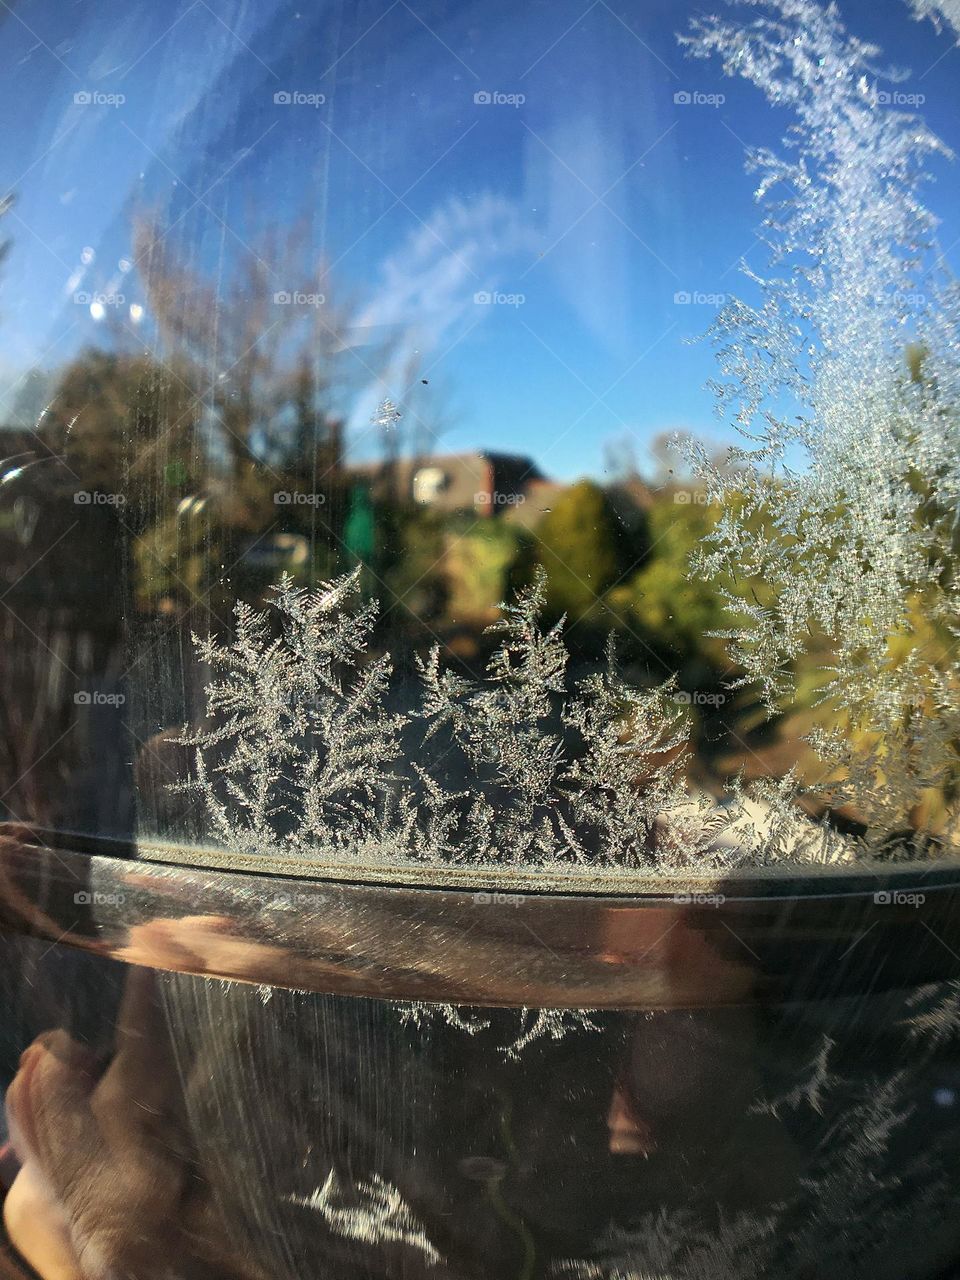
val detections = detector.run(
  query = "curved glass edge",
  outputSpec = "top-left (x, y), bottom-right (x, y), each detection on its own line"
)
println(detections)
top-left (1, 826), bottom-right (959, 1008)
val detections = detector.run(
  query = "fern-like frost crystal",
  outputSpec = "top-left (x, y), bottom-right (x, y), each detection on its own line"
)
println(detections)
top-left (680, 0), bottom-right (960, 846)
top-left (176, 568), bottom-right (770, 872)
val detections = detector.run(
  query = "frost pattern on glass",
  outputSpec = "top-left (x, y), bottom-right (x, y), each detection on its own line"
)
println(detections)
top-left (680, 0), bottom-right (960, 847)
top-left (175, 568), bottom-right (851, 871)
top-left (287, 1169), bottom-right (444, 1266)
top-left (395, 1002), bottom-right (491, 1036)
top-left (748, 1034), bottom-right (837, 1117)
top-left (557, 1211), bottom-right (777, 1280)
top-left (503, 1008), bottom-right (603, 1059)
top-left (168, 0), bottom-right (960, 872)
top-left (904, 979), bottom-right (960, 1046)
top-left (394, 1001), bottom-right (601, 1056)
top-left (559, 1063), bottom-right (941, 1280)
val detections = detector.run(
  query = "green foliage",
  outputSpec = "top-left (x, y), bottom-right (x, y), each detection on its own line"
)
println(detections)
top-left (42, 348), bottom-right (201, 507)
top-left (379, 505), bottom-right (449, 623)
top-left (445, 519), bottom-right (531, 621)
top-left (608, 497), bottom-right (730, 663)
top-left (534, 480), bottom-right (644, 623)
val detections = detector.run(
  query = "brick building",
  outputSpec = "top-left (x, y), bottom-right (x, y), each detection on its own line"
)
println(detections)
top-left (350, 451), bottom-right (544, 516)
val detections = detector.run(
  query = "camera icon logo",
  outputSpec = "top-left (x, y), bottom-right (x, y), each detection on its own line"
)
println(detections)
top-left (74, 91), bottom-right (92, 105)
top-left (74, 491), bottom-right (92, 504)
top-left (674, 490), bottom-right (692, 505)
top-left (874, 891), bottom-right (892, 905)
top-left (876, 90), bottom-right (891, 105)
top-left (474, 90), bottom-right (492, 105)
top-left (674, 290), bottom-right (692, 305)
top-left (274, 91), bottom-right (292, 104)
top-left (274, 491), bottom-right (292, 504)
top-left (273, 290), bottom-right (291, 304)
top-left (74, 890), bottom-right (92, 904)
top-left (74, 691), bottom-right (92, 704)
top-left (674, 91), bottom-right (692, 105)
top-left (473, 291), bottom-right (492, 304)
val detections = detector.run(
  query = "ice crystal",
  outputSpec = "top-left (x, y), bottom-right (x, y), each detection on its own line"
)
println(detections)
top-left (287, 1169), bottom-right (443, 1266)
top-left (716, 773), bottom-right (852, 866)
top-left (556, 1208), bottom-right (778, 1280)
top-left (394, 1001), bottom-right (491, 1036)
top-left (904, 979), bottom-right (960, 1046)
top-left (502, 1008), bottom-right (602, 1059)
top-left (749, 1034), bottom-right (838, 1117)
top-left (681, 0), bottom-right (960, 843)
top-left (561, 1063), bottom-right (931, 1280)
top-left (177, 568), bottom-right (751, 872)
top-left (371, 396), bottom-right (402, 431)
top-left (175, 570), bottom-right (406, 863)
top-left (394, 1001), bottom-right (599, 1056)
top-left (786, 1069), bottom-right (922, 1273)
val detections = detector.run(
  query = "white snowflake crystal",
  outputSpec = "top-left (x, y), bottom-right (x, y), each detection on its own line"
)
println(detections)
top-left (371, 396), bottom-right (402, 431)
top-left (393, 1001), bottom-right (599, 1058)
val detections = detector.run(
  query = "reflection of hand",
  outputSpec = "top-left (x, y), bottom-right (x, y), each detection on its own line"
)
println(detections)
top-left (3, 968), bottom-right (263, 1280)
top-left (3, 1157), bottom-right (80, 1279)
top-left (118, 915), bottom-right (291, 986)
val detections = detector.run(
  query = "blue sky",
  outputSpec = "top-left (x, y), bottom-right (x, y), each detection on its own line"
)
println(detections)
top-left (0, 0), bottom-right (958, 480)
